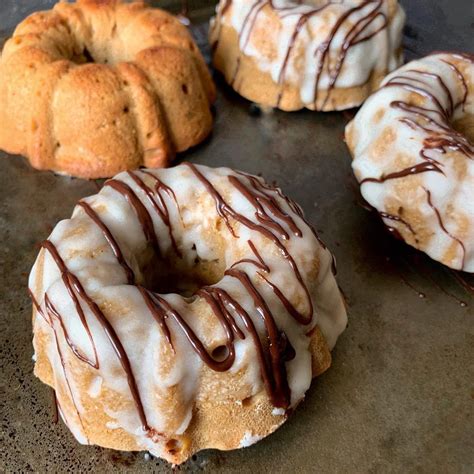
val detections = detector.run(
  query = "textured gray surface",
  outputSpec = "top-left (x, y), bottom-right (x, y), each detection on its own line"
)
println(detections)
top-left (1, 1), bottom-right (473, 473)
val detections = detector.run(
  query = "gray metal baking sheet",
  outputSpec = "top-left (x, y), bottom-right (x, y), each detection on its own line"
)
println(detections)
top-left (1, 1), bottom-right (473, 472)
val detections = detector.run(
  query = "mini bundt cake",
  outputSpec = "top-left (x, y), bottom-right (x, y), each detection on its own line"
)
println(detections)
top-left (0, 0), bottom-right (216, 179)
top-left (29, 163), bottom-right (347, 464)
top-left (346, 52), bottom-right (474, 272)
top-left (210, 0), bottom-right (405, 111)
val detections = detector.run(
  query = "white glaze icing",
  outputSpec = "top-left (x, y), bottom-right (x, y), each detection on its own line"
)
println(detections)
top-left (348, 53), bottom-right (474, 272)
top-left (29, 164), bottom-right (347, 456)
top-left (213, 0), bottom-right (405, 109)
top-left (239, 431), bottom-right (265, 448)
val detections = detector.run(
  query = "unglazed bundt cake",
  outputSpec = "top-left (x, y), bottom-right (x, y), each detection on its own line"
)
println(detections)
top-left (210, 0), bottom-right (405, 111)
top-left (0, 0), bottom-right (216, 178)
top-left (29, 163), bottom-right (347, 464)
top-left (346, 52), bottom-right (474, 272)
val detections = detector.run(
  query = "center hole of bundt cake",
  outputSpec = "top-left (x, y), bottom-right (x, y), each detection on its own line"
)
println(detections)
top-left (142, 247), bottom-right (226, 298)
top-left (70, 46), bottom-right (116, 65)
top-left (71, 47), bottom-right (97, 64)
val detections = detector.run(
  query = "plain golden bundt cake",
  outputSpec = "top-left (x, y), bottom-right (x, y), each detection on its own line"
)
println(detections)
top-left (0, 0), bottom-right (216, 179)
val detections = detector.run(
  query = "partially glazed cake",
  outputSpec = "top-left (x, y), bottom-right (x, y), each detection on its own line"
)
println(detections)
top-left (29, 164), bottom-right (347, 464)
top-left (0, 0), bottom-right (215, 178)
top-left (210, 0), bottom-right (405, 111)
top-left (346, 52), bottom-right (474, 271)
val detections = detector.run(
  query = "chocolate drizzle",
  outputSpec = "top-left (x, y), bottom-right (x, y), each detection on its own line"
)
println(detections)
top-left (105, 179), bottom-right (160, 255)
top-left (379, 211), bottom-right (416, 241)
top-left (78, 201), bottom-right (135, 284)
top-left (360, 161), bottom-right (444, 185)
top-left (127, 171), bottom-right (182, 258)
top-left (30, 165), bottom-right (325, 429)
top-left (424, 188), bottom-right (466, 269)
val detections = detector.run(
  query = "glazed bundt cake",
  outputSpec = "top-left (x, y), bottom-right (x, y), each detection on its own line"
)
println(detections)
top-left (29, 163), bottom-right (347, 464)
top-left (346, 52), bottom-right (474, 271)
top-left (210, 0), bottom-right (405, 111)
top-left (0, 0), bottom-right (216, 178)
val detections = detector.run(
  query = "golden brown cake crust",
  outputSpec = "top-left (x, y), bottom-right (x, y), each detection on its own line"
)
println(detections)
top-left (0, 0), bottom-right (216, 178)
top-left (34, 317), bottom-right (331, 464)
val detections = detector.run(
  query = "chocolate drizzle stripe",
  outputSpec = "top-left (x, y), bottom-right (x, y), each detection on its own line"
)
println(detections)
top-left (127, 171), bottom-right (182, 258)
top-left (232, 239), bottom-right (270, 273)
top-left (319, 3), bottom-right (387, 109)
top-left (225, 268), bottom-right (291, 407)
top-left (440, 59), bottom-right (469, 110)
top-left (77, 201), bottom-right (135, 285)
top-left (206, 285), bottom-right (289, 407)
top-left (257, 271), bottom-right (311, 324)
top-left (232, 174), bottom-right (303, 237)
top-left (235, 171), bottom-right (331, 255)
top-left (29, 288), bottom-right (50, 325)
top-left (379, 211), bottom-right (416, 238)
top-left (424, 189), bottom-right (466, 269)
top-left (137, 285), bottom-right (174, 350)
top-left (360, 161), bottom-right (444, 185)
top-left (231, 1), bottom-right (267, 84)
top-left (141, 287), bottom-right (236, 372)
top-left (104, 179), bottom-right (160, 255)
top-left (46, 293), bottom-right (98, 369)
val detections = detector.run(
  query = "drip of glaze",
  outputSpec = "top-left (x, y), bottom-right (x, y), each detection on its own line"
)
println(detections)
top-left (275, 2), bottom-right (334, 107)
top-left (211, 0), bottom-right (233, 53)
top-left (44, 293), bottom-right (89, 439)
